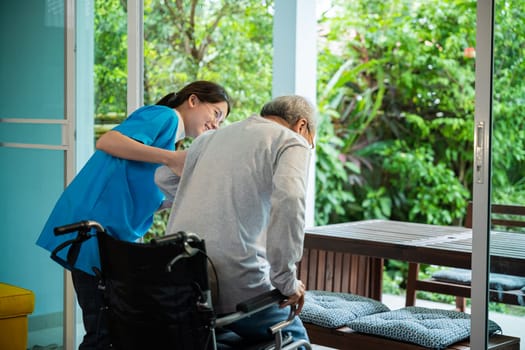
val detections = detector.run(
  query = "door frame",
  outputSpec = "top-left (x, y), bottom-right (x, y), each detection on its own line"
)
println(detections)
top-left (471, 0), bottom-right (494, 349)
top-left (64, 0), bottom-right (77, 348)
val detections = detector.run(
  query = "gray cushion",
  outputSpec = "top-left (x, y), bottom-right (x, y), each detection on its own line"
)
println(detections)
top-left (432, 268), bottom-right (472, 284)
top-left (299, 290), bottom-right (390, 328)
top-left (432, 268), bottom-right (525, 290)
top-left (346, 306), bottom-right (502, 349)
top-left (489, 274), bottom-right (525, 291)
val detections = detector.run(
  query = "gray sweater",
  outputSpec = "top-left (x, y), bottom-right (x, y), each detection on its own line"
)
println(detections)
top-left (155, 115), bottom-right (311, 313)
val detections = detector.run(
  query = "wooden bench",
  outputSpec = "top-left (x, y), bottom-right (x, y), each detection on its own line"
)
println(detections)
top-left (305, 323), bottom-right (520, 350)
top-left (299, 238), bottom-right (521, 350)
top-left (297, 247), bottom-right (383, 300)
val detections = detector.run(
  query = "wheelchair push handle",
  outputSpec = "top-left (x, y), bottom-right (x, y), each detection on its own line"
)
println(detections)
top-left (51, 220), bottom-right (104, 270)
top-left (54, 220), bottom-right (105, 236)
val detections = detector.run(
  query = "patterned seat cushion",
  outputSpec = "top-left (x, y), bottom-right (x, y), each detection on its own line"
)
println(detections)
top-left (299, 290), bottom-right (390, 328)
top-left (432, 268), bottom-right (525, 291)
top-left (346, 306), bottom-right (502, 349)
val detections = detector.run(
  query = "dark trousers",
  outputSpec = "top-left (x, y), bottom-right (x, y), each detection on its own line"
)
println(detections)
top-left (71, 270), bottom-right (111, 350)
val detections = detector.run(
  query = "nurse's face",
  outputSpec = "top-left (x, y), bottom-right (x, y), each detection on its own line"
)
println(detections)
top-left (185, 97), bottom-right (228, 138)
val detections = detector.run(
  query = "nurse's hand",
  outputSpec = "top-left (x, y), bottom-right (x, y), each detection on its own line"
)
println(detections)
top-left (166, 150), bottom-right (187, 176)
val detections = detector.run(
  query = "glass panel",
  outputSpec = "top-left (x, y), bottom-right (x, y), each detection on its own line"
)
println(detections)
top-left (0, 123), bottom-right (63, 145)
top-left (0, 1), bottom-right (66, 348)
top-left (94, 0), bottom-right (127, 135)
top-left (489, 0), bottom-right (525, 347)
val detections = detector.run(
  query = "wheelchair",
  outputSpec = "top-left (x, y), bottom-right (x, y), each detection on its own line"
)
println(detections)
top-left (52, 220), bottom-right (312, 350)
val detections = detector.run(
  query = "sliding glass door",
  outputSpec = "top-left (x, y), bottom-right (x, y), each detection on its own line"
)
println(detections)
top-left (1, 1), bottom-right (95, 348)
top-left (472, 0), bottom-right (524, 349)
top-left (0, 0), bottom-right (72, 348)
top-left (488, 0), bottom-right (525, 347)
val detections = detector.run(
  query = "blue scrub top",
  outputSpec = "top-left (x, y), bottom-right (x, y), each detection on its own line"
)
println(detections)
top-left (36, 105), bottom-right (179, 275)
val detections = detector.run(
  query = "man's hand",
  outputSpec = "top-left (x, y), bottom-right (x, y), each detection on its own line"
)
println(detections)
top-left (280, 280), bottom-right (306, 315)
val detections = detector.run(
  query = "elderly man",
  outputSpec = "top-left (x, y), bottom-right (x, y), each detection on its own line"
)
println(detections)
top-left (155, 95), bottom-right (316, 345)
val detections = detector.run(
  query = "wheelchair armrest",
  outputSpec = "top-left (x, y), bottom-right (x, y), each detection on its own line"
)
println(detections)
top-left (150, 231), bottom-right (202, 245)
top-left (236, 289), bottom-right (286, 313)
top-left (215, 289), bottom-right (293, 329)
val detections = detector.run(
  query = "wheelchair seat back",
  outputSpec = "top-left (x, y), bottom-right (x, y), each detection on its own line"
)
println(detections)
top-left (97, 231), bottom-right (214, 350)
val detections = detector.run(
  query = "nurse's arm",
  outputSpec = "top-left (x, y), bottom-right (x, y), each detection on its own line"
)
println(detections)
top-left (96, 130), bottom-right (186, 175)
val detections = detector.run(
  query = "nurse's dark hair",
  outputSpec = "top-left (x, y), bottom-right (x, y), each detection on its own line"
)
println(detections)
top-left (156, 80), bottom-right (231, 117)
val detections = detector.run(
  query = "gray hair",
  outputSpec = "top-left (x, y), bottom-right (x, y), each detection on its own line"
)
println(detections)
top-left (260, 95), bottom-right (317, 135)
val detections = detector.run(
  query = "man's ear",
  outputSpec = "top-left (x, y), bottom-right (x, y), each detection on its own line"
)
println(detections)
top-left (291, 118), bottom-right (308, 133)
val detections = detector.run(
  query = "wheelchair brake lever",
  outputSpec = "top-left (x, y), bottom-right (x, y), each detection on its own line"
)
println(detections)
top-left (165, 241), bottom-right (200, 272)
top-left (268, 305), bottom-right (296, 335)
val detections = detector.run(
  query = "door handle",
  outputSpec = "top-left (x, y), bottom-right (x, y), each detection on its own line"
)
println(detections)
top-left (474, 121), bottom-right (485, 184)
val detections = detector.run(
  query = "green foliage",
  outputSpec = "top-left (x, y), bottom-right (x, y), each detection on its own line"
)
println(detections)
top-left (379, 140), bottom-right (469, 224)
top-left (315, 0), bottom-right (525, 230)
top-left (143, 210), bottom-right (170, 242)
top-left (491, 1), bottom-right (525, 204)
top-left (95, 0), bottom-right (273, 124)
top-left (314, 112), bottom-right (359, 224)
top-left (94, 0), bottom-right (127, 115)
top-left (142, 0), bottom-right (273, 120)
top-left (383, 259), bottom-right (409, 290)
top-left (315, 0), bottom-right (478, 226)
top-left (381, 267), bottom-right (404, 296)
